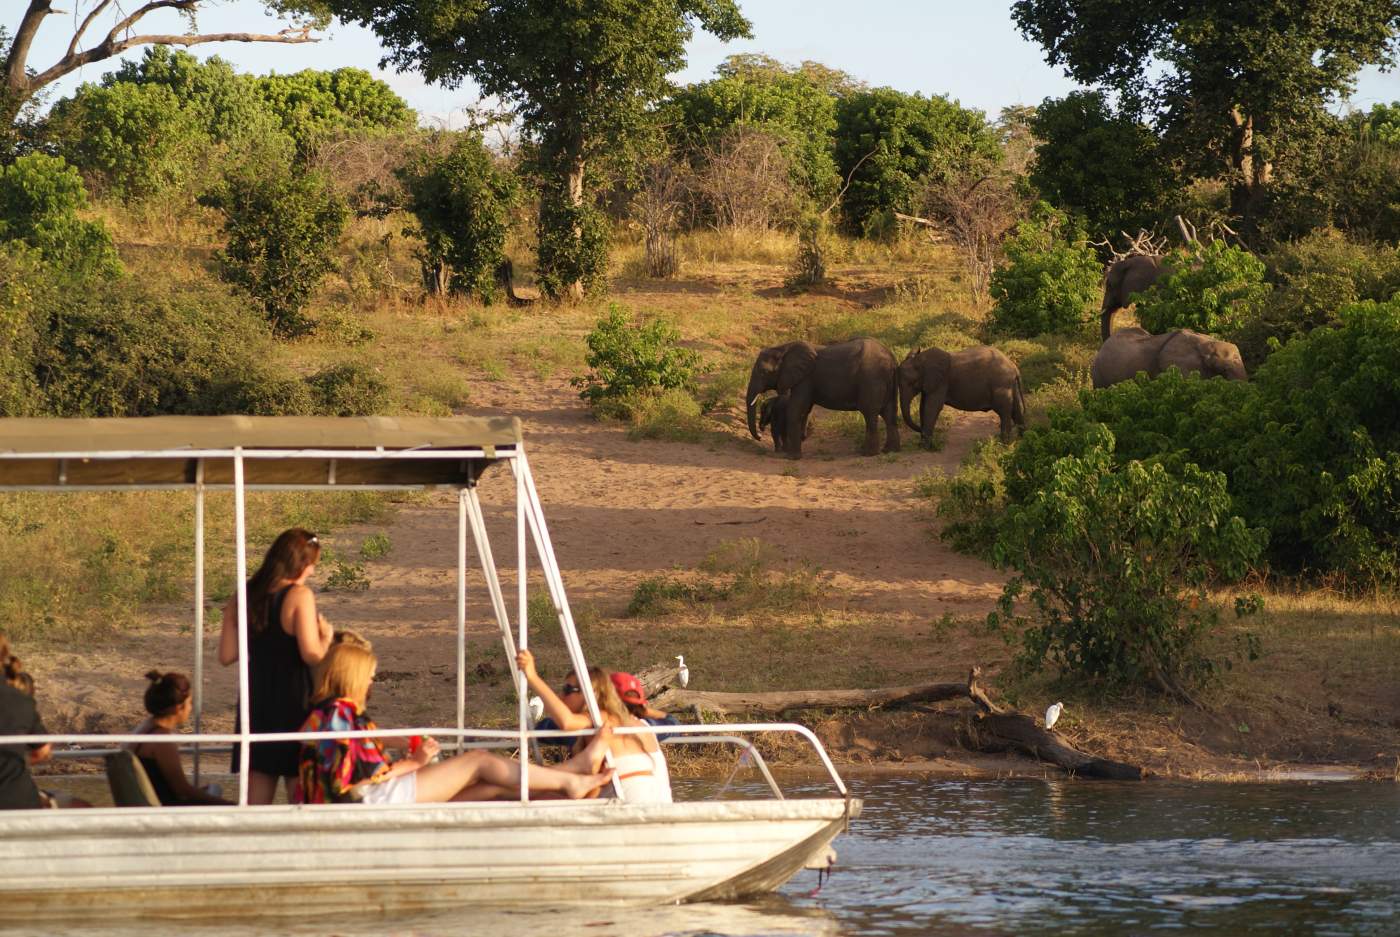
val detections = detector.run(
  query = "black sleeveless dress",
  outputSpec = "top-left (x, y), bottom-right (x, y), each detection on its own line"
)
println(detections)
top-left (231, 586), bottom-right (312, 778)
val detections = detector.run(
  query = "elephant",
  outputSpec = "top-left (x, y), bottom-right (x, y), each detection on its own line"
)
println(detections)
top-left (757, 394), bottom-right (813, 452)
top-left (745, 338), bottom-right (900, 458)
top-left (897, 346), bottom-right (1026, 446)
top-left (1101, 254), bottom-right (1168, 339)
top-left (1090, 327), bottom-right (1247, 389)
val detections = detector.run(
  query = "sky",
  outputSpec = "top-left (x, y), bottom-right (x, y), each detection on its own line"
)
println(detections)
top-left (18, 1), bottom-right (1400, 124)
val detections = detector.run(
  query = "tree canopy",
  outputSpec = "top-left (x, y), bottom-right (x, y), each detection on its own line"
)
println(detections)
top-left (1012, 0), bottom-right (1400, 223)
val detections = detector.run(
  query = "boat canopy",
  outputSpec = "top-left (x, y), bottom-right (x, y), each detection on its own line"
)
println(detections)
top-left (0, 415), bottom-right (521, 489)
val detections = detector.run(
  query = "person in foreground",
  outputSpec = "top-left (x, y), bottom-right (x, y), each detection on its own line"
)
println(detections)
top-left (218, 528), bottom-right (333, 805)
top-left (0, 636), bottom-right (49, 810)
top-left (517, 650), bottom-right (672, 804)
top-left (295, 642), bottom-right (613, 805)
top-left (125, 671), bottom-right (230, 806)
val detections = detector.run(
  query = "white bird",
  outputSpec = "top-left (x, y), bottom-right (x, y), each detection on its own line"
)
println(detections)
top-left (1045, 701), bottom-right (1064, 731)
top-left (528, 695), bottom-right (545, 725)
top-left (676, 655), bottom-right (690, 689)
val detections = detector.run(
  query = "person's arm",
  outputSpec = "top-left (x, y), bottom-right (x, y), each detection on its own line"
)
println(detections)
top-left (286, 585), bottom-right (332, 666)
top-left (27, 743), bottom-right (51, 765)
top-left (148, 740), bottom-right (230, 805)
top-left (377, 737), bottom-right (437, 780)
top-left (217, 600), bottom-right (239, 666)
top-left (515, 650), bottom-right (592, 731)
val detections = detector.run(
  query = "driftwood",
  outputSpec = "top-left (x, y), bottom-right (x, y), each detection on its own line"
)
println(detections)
top-left (645, 663), bottom-right (1141, 781)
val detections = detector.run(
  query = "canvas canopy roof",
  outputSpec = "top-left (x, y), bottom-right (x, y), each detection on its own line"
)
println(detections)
top-left (0, 415), bottom-right (521, 489)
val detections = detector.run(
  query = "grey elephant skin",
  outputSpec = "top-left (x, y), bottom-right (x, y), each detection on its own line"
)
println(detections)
top-left (745, 338), bottom-right (900, 458)
top-left (757, 394), bottom-right (813, 452)
top-left (1090, 327), bottom-right (1247, 388)
top-left (1101, 254), bottom-right (1168, 339)
top-left (898, 346), bottom-right (1027, 445)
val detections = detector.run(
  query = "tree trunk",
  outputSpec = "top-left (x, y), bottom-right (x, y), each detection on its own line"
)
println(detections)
top-left (1228, 107), bottom-right (1271, 224)
top-left (563, 155), bottom-right (586, 302)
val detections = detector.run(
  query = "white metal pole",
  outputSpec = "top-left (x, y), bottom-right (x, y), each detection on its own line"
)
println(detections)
top-left (192, 459), bottom-right (205, 785)
top-left (463, 487), bottom-right (521, 681)
top-left (233, 449), bottom-right (251, 807)
top-left (516, 461), bottom-right (529, 801)
top-left (457, 489), bottom-right (467, 755)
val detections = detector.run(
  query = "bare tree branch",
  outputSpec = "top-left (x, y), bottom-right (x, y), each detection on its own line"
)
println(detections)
top-left (820, 147), bottom-right (877, 218)
top-left (66, 0), bottom-right (116, 59)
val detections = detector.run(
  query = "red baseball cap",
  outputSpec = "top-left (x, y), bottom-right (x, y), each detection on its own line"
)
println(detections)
top-left (610, 671), bottom-right (646, 705)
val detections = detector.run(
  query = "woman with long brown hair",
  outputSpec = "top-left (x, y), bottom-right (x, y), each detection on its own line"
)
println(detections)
top-left (218, 528), bottom-right (333, 804)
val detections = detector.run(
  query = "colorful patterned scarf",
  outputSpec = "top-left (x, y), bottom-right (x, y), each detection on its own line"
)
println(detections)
top-left (294, 697), bottom-right (389, 804)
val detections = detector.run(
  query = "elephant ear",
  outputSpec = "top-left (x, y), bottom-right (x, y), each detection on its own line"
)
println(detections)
top-left (777, 342), bottom-right (819, 392)
top-left (918, 348), bottom-right (952, 389)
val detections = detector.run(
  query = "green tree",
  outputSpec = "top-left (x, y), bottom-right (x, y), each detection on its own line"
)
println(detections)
top-left (987, 421), bottom-right (1264, 697)
top-left (1029, 91), bottom-right (1172, 240)
top-left (988, 204), bottom-right (1101, 337)
top-left (200, 163), bottom-right (347, 335)
top-left (256, 67), bottom-right (415, 158)
top-left (47, 82), bottom-right (208, 201)
top-left (571, 306), bottom-right (700, 413)
top-left (397, 132), bottom-right (519, 301)
top-left (667, 55), bottom-right (841, 209)
top-left (1012, 1), bottom-right (1400, 225)
top-left (0, 154), bottom-right (120, 279)
top-left (319, 0), bottom-right (751, 300)
top-left (833, 87), bottom-right (999, 235)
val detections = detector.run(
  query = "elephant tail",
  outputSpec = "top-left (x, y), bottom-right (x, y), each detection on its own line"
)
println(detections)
top-left (1011, 374), bottom-right (1027, 430)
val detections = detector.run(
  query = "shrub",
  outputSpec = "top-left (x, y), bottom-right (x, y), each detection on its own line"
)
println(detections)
top-left (625, 388), bottom-right (709, 442)
top-left (397, 132), bottom-right (519, 301)
top-left (787, 211), bottom-right (835, 288)
top-left (987, 204), bottom-right (1101, 337)
top-left (536, 188), bottom-right (609, 301)
top-left (359, 533), bottom-right (392, 559)
top-left (201, 163), bottom-right (347, 335)
top-left (0, 154), bottom-right (121, 280)
top-left (1134, 240), bottom-right (1271, 335)
top-left (48, 82), bottom-right (208, 201)
top-left (571, 307), bottom-right (700, 414)
top-left (305, 362), bottom-right (391, 416)
top-left (986, 425), bottom-right (1265, 697)
top-left (255, 67), bottom-right (416, 159)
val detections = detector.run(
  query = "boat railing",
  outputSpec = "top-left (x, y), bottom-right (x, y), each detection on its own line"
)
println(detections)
top-left (16, 722), bottom-right (844, 801)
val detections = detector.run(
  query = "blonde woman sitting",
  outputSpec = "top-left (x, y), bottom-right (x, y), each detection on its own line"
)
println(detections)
top-left (295, 642), bottom-right (613, 805)
top-left (517, 650), bottom-right (672, 804)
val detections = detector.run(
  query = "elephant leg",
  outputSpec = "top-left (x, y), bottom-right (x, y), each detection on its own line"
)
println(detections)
top-left (860, 410), bottom-right (881, 456)
top-left (992, 389), bottom-right (1015, 442)
top-left (881, 395), bottom-right (900, 453)
top-left (785, 396), bottom-right (813, 460)
top-left (920, 390), bottom-right (946, 448)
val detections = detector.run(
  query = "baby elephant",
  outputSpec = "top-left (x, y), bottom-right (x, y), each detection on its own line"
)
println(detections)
top-left (758, 394), bottom-right (814, 452)
top-left (897, 346), bottom-right (1026, 445)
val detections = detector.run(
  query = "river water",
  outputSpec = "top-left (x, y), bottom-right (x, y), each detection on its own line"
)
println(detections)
top-left (23, 773), bottom-right (1400, 936)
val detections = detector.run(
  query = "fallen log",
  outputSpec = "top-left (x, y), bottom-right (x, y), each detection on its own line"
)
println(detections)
top-left (652, 682), bottom-right (969, 715)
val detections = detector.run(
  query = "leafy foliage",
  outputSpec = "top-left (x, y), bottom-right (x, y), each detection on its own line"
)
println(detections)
top-left (536, 188), bottom-right (609, 301)
top-left (986, 424), bottom-right (1264, 696)
top-left (834, 87), bottom-right (1000, 235)
top-left (0, 155), bottom-right (121, 280)
top-left (571, 306), bottom-right (700, 414)
top-left (201, 163), bottom-right (347, 334)
top-left (256, 67), bottom-right (415, 158)
top-left (1134, 241), bottom-right (1271, 335)
top-left (787, 211), bottom-right (836, 288)
top-left (47, 82), bottom-right (208, 202)
top-left (988, 204), bottom-right (1101, 337)
top-left (1028, 91), bottom-right (1172, 239)
top-left (397, 132), bottom-right (519, 301)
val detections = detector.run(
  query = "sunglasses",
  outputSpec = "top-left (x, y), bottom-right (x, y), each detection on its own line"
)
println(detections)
top-left (560, 682), bottom-right (582, 696)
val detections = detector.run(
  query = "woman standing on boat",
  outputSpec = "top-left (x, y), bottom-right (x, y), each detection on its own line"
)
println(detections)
top-left (219, 528), bottom-right (332, 805)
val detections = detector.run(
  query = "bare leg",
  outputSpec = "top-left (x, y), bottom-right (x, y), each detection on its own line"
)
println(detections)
top-left (414, 750), bottom-right (611, 803)
top-left (247, 771), bottom-right (279, 805)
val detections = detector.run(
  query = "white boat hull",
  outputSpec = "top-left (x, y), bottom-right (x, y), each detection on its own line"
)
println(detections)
top-left (2, 798), bottom-right (858, 919)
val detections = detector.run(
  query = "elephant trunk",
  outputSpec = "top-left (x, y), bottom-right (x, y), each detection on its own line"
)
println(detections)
top-left (745, 371), bottom-right (765, 440)
top-left (899, 383), bottom-right (920, 433)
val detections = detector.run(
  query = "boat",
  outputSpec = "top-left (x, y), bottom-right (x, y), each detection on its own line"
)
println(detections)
top-left (0, 416), bottom-right (859, 921)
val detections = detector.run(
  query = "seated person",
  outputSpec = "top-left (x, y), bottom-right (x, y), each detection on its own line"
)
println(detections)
top-left (126, 671), bottom-right (230, 806)
top-left (0, 638), bottom-right (51, 810)
top-left (518, 651), bottom-right (672, 804)
top-left (295, 642), bottom-right (612, 805)
top-left (610, 671), bottom-right (680, 740)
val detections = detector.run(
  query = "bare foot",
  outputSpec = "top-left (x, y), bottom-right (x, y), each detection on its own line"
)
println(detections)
top-left (564, 768), bottom-right (614, 800)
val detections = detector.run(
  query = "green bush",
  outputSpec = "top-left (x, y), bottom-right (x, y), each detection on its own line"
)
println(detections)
top-left (986, 424), bottom-right (1264, 696)
top-left (571, 306), bottom-right (700, 413)
top-left (988, 204), bottom-right (1101, 337)
top-left (536, 189), bottom-right (609, 301)
top-left (0, 154), bottom-right (121, 280)
top-left (256, 67), bottom-right (415, 159)
top-left (398, 132), bottom-right (519, 301)
top-left (787, 211), bottom-right (835, 288)
top-left (1134, 241), bottom-right (1271, 335)
top-left (305, 362), bottom-right (391, 416)
top-left (48, 82), bottom-right (208, 202)
top-left (201, 163), bottom-right (347, 335)
top-left (625, 388), bottom-right (709, 442)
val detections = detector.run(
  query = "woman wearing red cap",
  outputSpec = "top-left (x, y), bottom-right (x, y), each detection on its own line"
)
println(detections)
top-left (516, 650), bottom-right (672, 804)
top-left (609, 671), bottom-right (680, 739)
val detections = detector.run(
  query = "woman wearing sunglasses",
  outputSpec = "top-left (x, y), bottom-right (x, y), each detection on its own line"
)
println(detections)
top-left (516, 650), bottom-right (672, 804)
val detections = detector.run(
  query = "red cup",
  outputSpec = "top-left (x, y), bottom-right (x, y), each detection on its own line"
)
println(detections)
top-left (408, 735), bottom-right (424, 754)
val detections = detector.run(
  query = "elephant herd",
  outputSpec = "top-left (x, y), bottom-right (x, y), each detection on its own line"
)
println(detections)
top-left (744, 255), bottom-right (1247, 459)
